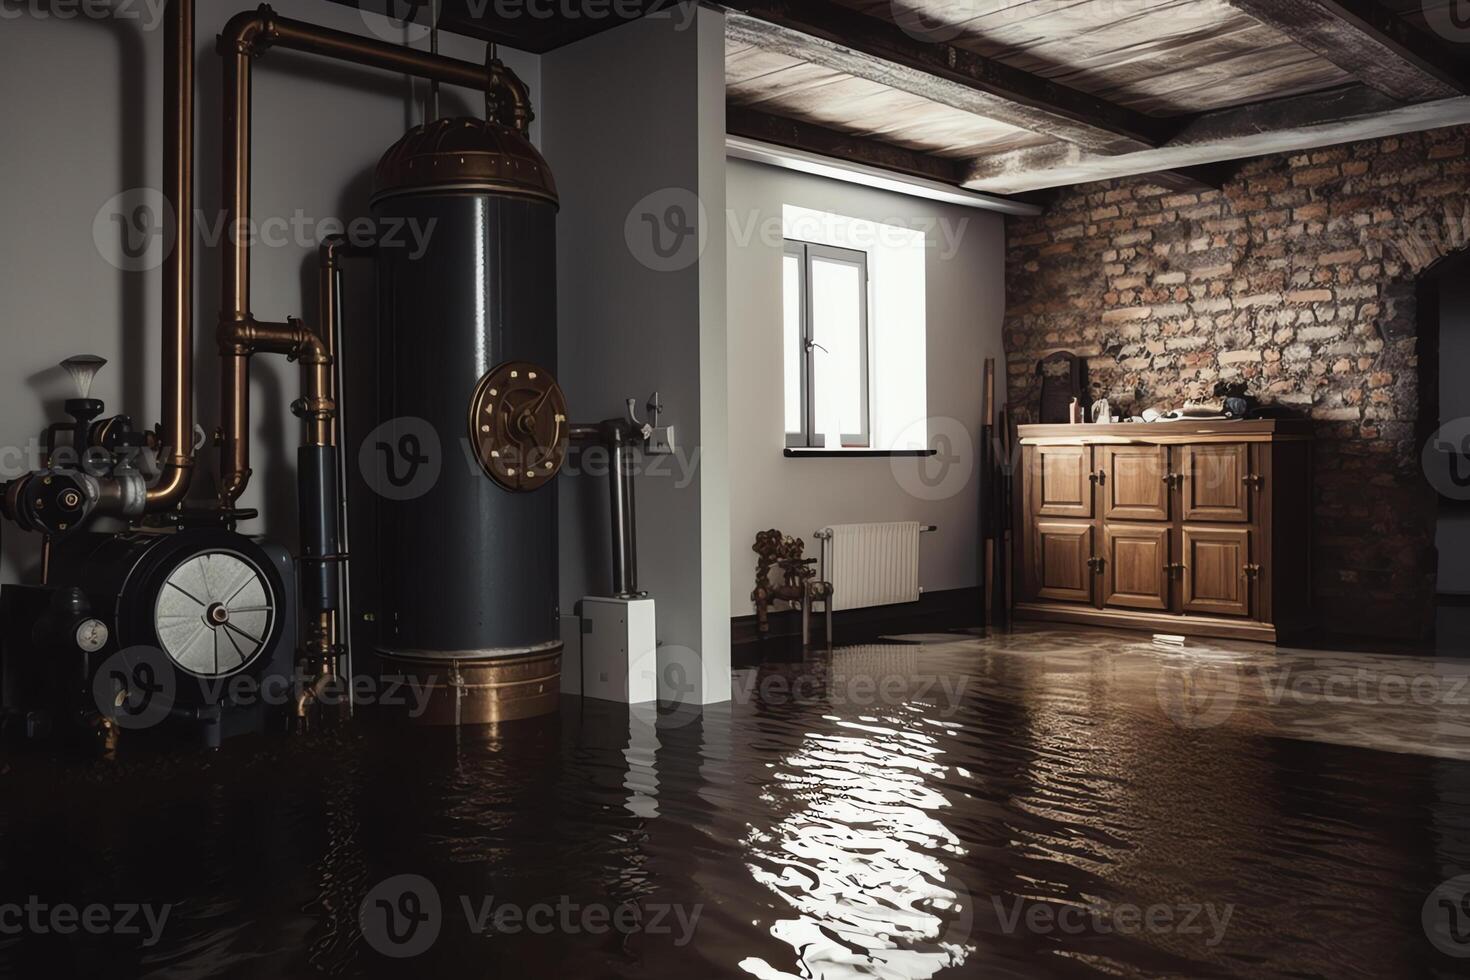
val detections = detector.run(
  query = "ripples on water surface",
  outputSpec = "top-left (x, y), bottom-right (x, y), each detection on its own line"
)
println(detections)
top-left (2, 627), bottom-right (1469, 978)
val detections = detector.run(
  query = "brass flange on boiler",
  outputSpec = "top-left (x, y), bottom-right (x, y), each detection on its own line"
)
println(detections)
top-left (468, 361), bottom-right (569, 492)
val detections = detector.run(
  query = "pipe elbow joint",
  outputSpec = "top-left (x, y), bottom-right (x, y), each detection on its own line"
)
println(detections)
top-left (218, 5), bottom-right (276, 57)
top-left (145, 459), bottom-right (194, 513)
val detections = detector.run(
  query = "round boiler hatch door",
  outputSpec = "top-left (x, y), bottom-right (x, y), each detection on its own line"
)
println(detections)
top-left (153, 550), bottom-right (276, 678)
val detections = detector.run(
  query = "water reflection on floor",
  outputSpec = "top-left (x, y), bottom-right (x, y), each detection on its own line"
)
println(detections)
top-left (3, 625), bottom-right (1470, 978)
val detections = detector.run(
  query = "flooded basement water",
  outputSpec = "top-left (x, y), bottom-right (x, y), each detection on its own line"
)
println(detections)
top-left (2, 626), bottom-right (1470, 978)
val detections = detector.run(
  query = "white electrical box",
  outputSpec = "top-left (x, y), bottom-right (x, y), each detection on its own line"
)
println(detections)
top-left (578, 597), bottom-right (658, 704)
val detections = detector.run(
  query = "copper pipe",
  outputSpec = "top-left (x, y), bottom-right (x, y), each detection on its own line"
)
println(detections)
top-left (147, 0), bottom-right (196, 511)
top-left (219, 350), bottom-right (250, 506)
top-left (486, 56), bottom-right (533, 136)
top-left (214, 3), bottom-right (506, 505)
top-left (317, 238), bottom-right (372, 445)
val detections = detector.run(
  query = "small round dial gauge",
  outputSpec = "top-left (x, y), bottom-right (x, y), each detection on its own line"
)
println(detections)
top-left (75, 618), bottom-right (110, 654)
top-left (468, 361), bottom-right (569, 493)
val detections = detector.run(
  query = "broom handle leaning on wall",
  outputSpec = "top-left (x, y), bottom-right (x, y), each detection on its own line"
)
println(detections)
top-left (981, 358), bottom-right (995, 627)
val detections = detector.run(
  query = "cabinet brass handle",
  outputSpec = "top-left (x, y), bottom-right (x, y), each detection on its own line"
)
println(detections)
top-left (1243, 564), bottom-right (1262, 578)
top-left (1242, 474), bottom-right (1263, 490)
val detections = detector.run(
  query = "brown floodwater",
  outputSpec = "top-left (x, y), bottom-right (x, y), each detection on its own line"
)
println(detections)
top-left (2, 627), bottom-right (1469, 978)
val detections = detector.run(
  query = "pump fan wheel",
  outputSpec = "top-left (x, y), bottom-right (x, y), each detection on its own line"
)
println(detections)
top-left (468, 361), bottom-right (568, 493)
top-left (153, 550), bottom-right (277, 679)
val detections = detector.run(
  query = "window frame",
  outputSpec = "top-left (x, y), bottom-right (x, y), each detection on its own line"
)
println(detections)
top-left (783, 238), bottom-right (871, 450)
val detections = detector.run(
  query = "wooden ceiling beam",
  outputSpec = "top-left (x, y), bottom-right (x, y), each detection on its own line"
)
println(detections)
top-left (961, 85), bottom-right (1470, 194)
top-left (726, 105), bottom-right (967, 184)
top-left (1223, 0), bottom-right (1468, 102)
top-left (722, 1), bottom-right (1168, 154)
top-left (726, 104), bottom-right (1224, 204)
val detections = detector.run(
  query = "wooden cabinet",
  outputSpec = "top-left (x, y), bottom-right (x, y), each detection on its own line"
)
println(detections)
top-left (1103, 523), bottom-right (1171, 611)
top-left (1016, 421), bottom-right (1312, 643)
top-left (1032, 522), bottom-right (1095, 603)
top-left (1032, 445), bottom-right (1093, 518)
top-left (1181, 526), bottom-right (1253, 618)
top-left (1101, 445), bottom-right (1170, 521)
top-left (1179, 443), bottom-right (1252, 522)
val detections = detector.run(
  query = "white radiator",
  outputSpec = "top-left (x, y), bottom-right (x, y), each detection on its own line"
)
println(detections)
top-left (819, 522), bottom-right (924, 611)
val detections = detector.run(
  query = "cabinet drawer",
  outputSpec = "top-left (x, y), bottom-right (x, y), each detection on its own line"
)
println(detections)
top-left (1181, 526), bottom-right (1253, 618)
top-left (1103, 524), bottom-right (1171, 612)
top-left (1032, 522), bottom-right (1095, 604)
top-left (1101, 445), bottom-right (1170, 521)
top-left (1030, 445), bottom-right (1093, 518)
top-left (1179, 444), bottom-right (1252, 522)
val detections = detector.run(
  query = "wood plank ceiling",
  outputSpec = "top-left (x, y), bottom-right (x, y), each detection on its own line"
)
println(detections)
top-left (723, 0), bottom-right (1470, 195)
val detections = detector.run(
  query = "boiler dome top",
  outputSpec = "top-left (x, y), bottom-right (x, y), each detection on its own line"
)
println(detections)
top-left (372, 117), bottom-right (558, 207)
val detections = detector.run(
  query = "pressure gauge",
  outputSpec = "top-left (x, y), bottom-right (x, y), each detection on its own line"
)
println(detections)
top-left (75, 618), bottom-right (110, 654)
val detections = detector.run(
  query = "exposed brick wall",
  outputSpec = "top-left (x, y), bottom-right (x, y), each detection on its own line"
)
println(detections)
top-left (1004, 127), bottom-right (1470, 638)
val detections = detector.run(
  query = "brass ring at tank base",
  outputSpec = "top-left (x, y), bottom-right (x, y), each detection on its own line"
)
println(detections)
top-left (468, 361), bottom-right (569, 493)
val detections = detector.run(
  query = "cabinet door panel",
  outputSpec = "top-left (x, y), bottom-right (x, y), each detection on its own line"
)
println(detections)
top-left (1180, 444), bottom-right (1251, 522)
top-left (1033, 522), bottom-right (1094, 604)
top-left (1182, 527), bottom-right (1252, 618)
top-left (1031, 446), bottom-right (1093, 518)
top-left (1101, 445), bottom-right (1169, 521)
top-left (1104, 524), bottom-right (1171, 611)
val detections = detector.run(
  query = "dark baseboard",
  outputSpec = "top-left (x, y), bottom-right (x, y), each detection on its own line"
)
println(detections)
top-left (732, 587), bottom-right (981, 665)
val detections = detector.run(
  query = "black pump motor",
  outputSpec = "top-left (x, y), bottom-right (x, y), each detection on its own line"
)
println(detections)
top-left (0, 528), bottom-right (296, 750)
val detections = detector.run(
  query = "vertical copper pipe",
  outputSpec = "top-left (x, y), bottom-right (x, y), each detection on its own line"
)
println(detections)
top-left (220, 13), bottom-right (259, 324)
top-left (217, 12), bottom-right (260, 505)
top-left (220, 352), bottom-right (250, 505)
top-left (146, 0), bottom-right (196, 511)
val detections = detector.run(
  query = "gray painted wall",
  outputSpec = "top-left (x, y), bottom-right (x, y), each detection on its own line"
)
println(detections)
top-left (543, 7), bottom-right (730, 704)
top-left (0, 2), bottom-right (535, 587)
top-left (725, 158), bottom-right (1007, 613)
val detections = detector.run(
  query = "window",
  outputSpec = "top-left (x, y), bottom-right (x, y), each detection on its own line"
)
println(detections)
top-left (784, 240), bottom-right (870, 448)
top-left (780, 206), bottom-right (928, 455)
